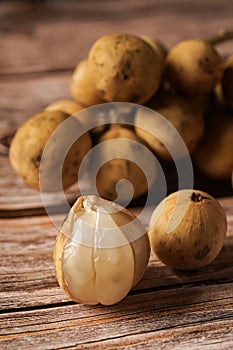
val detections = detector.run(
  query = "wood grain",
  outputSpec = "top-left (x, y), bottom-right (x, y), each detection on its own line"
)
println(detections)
top-left (0, 198), bottom-right (233, 349)
top-left (1, 1), bottom-right (233, 348)
top-left (0, 0), bottom-right (232, 217)
top-left (1, 0), bottom-right (233, 129)
top-left (0, 152), bottom-right (232, 218)
top-left (0, 74), bottom-right (71, 136)
top-left (1, 283), bottom-right (233, 348)
top-left (1, 0), bottom-right (233, 75)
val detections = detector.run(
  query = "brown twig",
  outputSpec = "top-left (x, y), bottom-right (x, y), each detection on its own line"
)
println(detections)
top-left (207, 30), bottom-right (233, 45)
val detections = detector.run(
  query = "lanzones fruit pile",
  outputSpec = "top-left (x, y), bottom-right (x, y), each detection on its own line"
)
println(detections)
top-left (8, 33), bottom-right (232, 306)
top-left (9, 32), bottom-right (233, 199)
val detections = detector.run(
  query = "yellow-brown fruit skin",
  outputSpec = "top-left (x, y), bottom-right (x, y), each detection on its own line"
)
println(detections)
top-left (140, 36), bottom-right (167, 70)
top-left (194, 115), bottom-right (233, 179)
top-left (9, 111), bottom-right (92, 192)
top-left (135, 91), bottom-right (205, 160)
top-left (165, 40), bottom-right (223, 95)
top-left (148, 190), bottom-right (227, 270)
top-left (70, 60), bottom-right (104, 106)
top-left (53, 197), bottom-right (89, 304)
top-left (95, 126), bottom-right (156, 201)
top-left (45, 99), bottom-right (84, 115)
top-left (88, 33), bottom-right (161, 103)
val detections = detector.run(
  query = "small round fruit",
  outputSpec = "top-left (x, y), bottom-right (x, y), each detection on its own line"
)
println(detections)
top-left (165, 39), bottom-right (223, 95)
top-left (194, 113), bottom-right (233, 179)
top-left (95, 125), bottom-right (157, 201)
top-left (141, 35), bottom-right (167, 69)
top-left (149, 189), bottom-right (227, 270)
top-left (9, 111), bottom-right (92, 192)
top-left (45, 99), bottom-right (84, 115)
top-left (135, 91), bottom-right (205, 160)
top-left (54, 195), bottom-right (150, 305)
top-left (88, 33), bottom-right (161, 103)
top-left (70, 59), bottom-right (104, 106)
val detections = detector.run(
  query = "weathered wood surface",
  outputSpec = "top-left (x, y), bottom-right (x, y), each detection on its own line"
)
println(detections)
top-left (1, 0), bottom-right (233, 215)
top-left (1, 152), bottom-right (232, 218)
top-left (1, 0), bottom-right (233, 348)
top-left (0, 197), bottom-right (233, 349)
top-left (1, 0), bottom-right (233, 131)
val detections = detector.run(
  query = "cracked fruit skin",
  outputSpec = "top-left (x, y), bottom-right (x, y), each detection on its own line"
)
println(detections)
top-left (54, 195), bottom-right (150, 305)
top-left (148, 189), bottom-right (227, 270)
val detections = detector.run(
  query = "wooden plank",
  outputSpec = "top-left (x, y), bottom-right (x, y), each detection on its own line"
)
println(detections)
top-left (0, 284), bottom-right (233, 348)
top-left (75, 320), bottom-right (233, 349)
top-left (0, 156), bottom-right (82, 217)
top-left (0, 1), bottom-right (233, 217)
top-left (0, 197), bottom-right (232, 311)
top-left (0, 0), bottom-right (233, 75)
top-left (0, 148), bottom-right (232, 217)
top-left (1, 1), bottom-right (233, 348)
top-left (0, 73), bottom-right (71, 135)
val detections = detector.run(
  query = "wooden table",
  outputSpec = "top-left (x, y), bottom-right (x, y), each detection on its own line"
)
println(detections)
top-left (1, 1), bottom-right (233, 349)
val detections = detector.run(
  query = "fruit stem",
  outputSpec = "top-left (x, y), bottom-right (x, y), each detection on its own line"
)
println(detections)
top-left (206, 30), bottom-right (233, 45)
top-left (191, 192), bottom-right (203, 202)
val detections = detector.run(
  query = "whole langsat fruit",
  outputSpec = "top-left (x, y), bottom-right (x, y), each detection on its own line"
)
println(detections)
top-left (148, 189), bottom-right (227, 270)
top-left (88, 33), bottom-right (162, 103)
top-left (70, 59), bottom-right (104, 107)
top-left (194, 113), bottom-right (233, 180)
top-left (140, 35), bottom-right (168, 71)
top-left (54, 195), bottom-right (150, 305)
top-left (165, 39), bottom-right (223, 95)
top-left (9, 111), bottom-right (92, 192)
top-left (94, 124), bottom-right (157, 202)
top-left (135, 91), bottom-right (205, 160)
top-left (44, 99), bottom-right (84, 115)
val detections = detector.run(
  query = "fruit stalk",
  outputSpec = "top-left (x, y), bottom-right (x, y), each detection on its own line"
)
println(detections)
top-left (207, 30), bottom-right (233, 46)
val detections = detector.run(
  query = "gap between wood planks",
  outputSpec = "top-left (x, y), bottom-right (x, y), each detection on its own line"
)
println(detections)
top-left (1, 278), bottom-right (233, 316)
top-left (53, 319), bottom-right (233, 350)
top-left (1, 288), bottom-right (233, 331)
top-left (0, 67), bottom-right (73, 80)
top-left (1, 300), bottom-right (233, 347)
